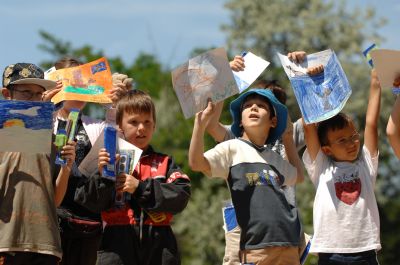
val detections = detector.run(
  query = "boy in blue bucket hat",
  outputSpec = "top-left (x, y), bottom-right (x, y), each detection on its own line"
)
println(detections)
top-left (189, 88), bottom-right (301, 265)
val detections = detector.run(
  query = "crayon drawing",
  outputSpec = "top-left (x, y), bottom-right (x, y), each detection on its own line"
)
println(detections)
top-left (0, 100), bottom-right (54, 153)
top-left (47, 57), bottom-right (113, 104)
top-left (172, 47), bottom-right (239, 119)
top-left (278, 50), bottom-right (351, 124)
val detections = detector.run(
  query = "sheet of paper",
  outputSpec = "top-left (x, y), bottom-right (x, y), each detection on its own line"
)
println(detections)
top-left (278, 49), bottom-right (352, 124)
top-left (370, 49), bottom-right (400, 89)
top-left (0, 100), bottom-right (54, 153)
top-left (171, 47), bottom-right (239, 119)
top-left (78, 130), bottom-right (143, 177)
top-left (46, 57), bottom-right (113, 104)
top-left (232, 52), bottom-right (270, 92)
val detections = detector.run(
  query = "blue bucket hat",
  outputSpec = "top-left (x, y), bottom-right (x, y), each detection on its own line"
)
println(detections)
top-left (230, 89), bottom-right (288, 144)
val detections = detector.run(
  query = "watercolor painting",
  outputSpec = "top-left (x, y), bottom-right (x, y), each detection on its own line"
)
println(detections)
top-left (278, 50), bottom-right (352, 124)
top-left (46, 57), bottom-right (113, 104)
top-left (0, 100), bottom-right (54, 153)
top-left (171, 47), bottom-right (239, 119)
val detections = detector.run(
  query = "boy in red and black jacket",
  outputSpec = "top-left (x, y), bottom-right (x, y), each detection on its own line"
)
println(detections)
top-left (75, 89), bottom-right (191, 265)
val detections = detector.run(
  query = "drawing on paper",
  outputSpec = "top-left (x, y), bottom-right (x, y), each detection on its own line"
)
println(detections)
top-left (0, 100), bottom-right (54, 153)
top-left (171, 47), bottom-right (239, 119)
top-left (46, 57), bottom-right (112, 104)
top-left (278, 50), bottom-right (352, 124)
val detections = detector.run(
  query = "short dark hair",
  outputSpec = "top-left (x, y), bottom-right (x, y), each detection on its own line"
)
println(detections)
top-left (54, 57), bottom-right (82, 70)
top-left (253, 79), bottom-right (287, 105)
top-left (116, 89), bottom-right (156, 126)
top-left (317, 113), bottom-right (353, 146)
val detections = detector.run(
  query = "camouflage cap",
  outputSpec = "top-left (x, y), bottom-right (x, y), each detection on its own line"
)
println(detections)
top-left (2, 63), bottom-right (56, 90)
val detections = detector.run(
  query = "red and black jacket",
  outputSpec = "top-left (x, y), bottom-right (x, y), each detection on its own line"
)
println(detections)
top-left (74, 146), bottom-right (191, 226)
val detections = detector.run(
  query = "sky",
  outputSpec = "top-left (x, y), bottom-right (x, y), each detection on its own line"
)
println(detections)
top-left (0, 0), bottom-right (399, 73)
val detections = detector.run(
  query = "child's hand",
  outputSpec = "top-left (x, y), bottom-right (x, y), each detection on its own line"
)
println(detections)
top-left (41, 81), bottom-right (63, 102)
top-left (371, 69), bottom-right (380, 88)
top-left (307, 65), bottom-right (324, 75)
top-left (116, 173), bottom-right (139, 194)
top-left (195, 100), bottom-right (216, 129)
top-left (229, 55), bottom-right (245, 72)
top-left (109, 73), bottom-right (134, 107)
top-left (61, 140), bottom-right (77, 169)
top-left (97, 148), bottom-right (110, 175)
top-left (287, 51), bottom-right (306, 64)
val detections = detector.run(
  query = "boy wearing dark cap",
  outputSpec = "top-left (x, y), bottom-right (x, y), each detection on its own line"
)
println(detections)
top-left (0, 63), bottom-right (76, 265)
top-left (189, 89), bottom-right (301, 265)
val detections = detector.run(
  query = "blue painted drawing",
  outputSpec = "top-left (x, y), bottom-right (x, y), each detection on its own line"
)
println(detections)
top-left (0, 100), bottom-right (54, 153)
top-left (286, 51), bottom-right (351, 124)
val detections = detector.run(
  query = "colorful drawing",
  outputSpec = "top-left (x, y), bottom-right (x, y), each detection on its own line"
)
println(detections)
top-left (278, 50), bottom-right (352, 124)
top-left (46, 57), bottom-right (113, 104)
top-left (171, 47), bottom-right (239, 119)
top-left (0, 100), bottom-right (54, 153)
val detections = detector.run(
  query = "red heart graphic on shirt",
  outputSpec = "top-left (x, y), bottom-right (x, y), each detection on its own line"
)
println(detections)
top-left (334, 178), bottom-right (361, 205)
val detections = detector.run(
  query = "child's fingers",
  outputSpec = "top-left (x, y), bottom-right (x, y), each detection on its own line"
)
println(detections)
top-left (287, 51), bottom-right (306, 64)
top-left (307, 65), bottom-right (324, 75)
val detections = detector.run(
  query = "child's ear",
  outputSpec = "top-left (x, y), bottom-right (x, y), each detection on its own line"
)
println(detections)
top-left (321, 145), bottom-right (333, 156)
top-left (270, 116), bottom-right (277, 128)
top-left (1, 88), bottom-right (12, 99)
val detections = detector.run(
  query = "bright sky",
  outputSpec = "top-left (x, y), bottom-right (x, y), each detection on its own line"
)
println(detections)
top-left (0, 0), bottom-right (398, 73)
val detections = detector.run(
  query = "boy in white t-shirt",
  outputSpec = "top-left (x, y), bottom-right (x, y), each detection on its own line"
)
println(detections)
top-left (302, 67), bottom-right (382, 265)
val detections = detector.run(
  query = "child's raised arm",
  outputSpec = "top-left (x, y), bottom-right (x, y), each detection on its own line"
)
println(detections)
top-left (189, 102), bottom-right (214, 176)
top-left (282, 115), bottom-right (305, 183)
top-left (287, 50), bottom-right (323, 161)
top-left (386, 76), bottom-right (400, 158)
top-left (364, 69), bottom-right (381, 157)
top-left (206, 55), bottom-right (245, 142)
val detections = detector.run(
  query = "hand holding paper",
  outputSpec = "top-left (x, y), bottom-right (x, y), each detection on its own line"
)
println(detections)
top-left (232, 52), bottom-right (270, 92)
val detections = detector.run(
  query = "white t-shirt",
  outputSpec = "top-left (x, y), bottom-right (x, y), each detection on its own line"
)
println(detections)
top-left (303, 146), bottom-right (381, 253)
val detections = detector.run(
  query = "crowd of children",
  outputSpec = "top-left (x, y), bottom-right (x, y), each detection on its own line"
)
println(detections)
top-left (0, 48), bottom-right (399, 265)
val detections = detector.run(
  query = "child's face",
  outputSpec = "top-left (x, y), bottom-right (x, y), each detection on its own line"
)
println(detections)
top-left (3, 84), bottom-right (45, 101)
top-left (240, 96), bottom-right (277, 137)
top-left (119, 110), bottom-right (155, 150)
top-left (321, 122), bottom-right (361, 162)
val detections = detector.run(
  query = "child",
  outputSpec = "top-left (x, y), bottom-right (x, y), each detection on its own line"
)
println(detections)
top-left (52, 57), bottom-right (132, 265)
top-left (207, 55), bottom-right (306, 265)
top-left (189, 88), bottom-right (301, 265)
top-left (0, 63), bottom-right (76, 264)
top-left (301, 61), bottom-right (382, 264)
top-left (386, 75), bottom-right (400, 159)
top-left (75, 89), bottom-right (191, 265)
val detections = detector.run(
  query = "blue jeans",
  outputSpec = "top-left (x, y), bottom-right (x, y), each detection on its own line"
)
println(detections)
top-left (318, 250), bottom-right (379, 265)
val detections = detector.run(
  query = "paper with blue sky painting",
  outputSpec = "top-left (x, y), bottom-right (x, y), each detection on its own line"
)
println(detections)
top-left (0, 100), bottom-right (54, 153)
top-left (278, 49), bottom-right (352, 124)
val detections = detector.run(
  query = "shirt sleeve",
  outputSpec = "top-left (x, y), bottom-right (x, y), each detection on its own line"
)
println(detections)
top-left (133, 156), bottom-right (191, 214)
top-left (204, 141), bottom-right (232, 179)
top-left (303, 148), bottom-right (328, 186)
top-left (223, 125), bottom-right (236, 142)
top-left (361, 145), bottom-right (379, 185)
